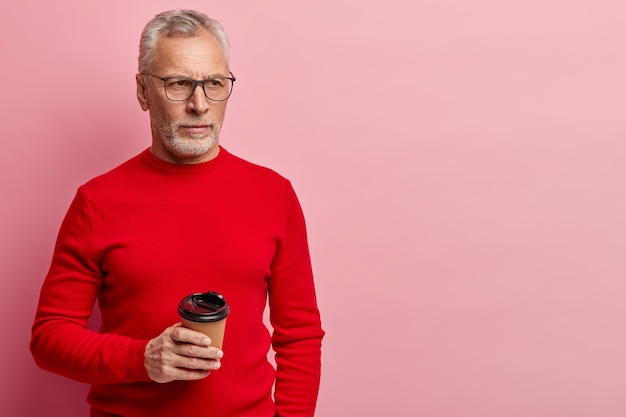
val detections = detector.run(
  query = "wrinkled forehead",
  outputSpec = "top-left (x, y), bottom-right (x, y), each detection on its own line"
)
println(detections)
top-left (153, 30), bottom-right (228, 75)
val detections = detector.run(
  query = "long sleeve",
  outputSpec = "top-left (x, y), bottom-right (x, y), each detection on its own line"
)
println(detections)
top-left (30, 189), bottom-right (150, 384)
top-left (269, 184), bottom-right (324, 417)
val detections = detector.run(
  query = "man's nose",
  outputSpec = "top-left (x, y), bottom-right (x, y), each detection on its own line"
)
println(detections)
top-left (186, 83), bottom-right (210, 113)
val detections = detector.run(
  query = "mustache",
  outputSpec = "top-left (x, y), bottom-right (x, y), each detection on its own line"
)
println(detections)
top-left (177, 120), bottom-right (215, 127)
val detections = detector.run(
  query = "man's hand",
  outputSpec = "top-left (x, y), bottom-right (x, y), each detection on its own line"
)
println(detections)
top-left (145, 323), bottom-right (224, 383)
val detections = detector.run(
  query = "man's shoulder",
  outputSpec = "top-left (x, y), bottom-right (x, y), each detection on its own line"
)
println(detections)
top-left (79, 149), bottom-right (148, 191)
top-left (222, 148), bottom-right (290, 186)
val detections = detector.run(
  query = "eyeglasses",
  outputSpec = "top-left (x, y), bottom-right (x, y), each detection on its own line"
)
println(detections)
top-left (144, 72), bottom-right (236, 102)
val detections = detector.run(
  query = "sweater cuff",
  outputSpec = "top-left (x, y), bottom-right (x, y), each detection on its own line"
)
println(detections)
top-left (125, 339), bottom-right (152, 381)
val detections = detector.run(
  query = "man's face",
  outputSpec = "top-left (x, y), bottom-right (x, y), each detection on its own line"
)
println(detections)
top-left (136, 29), bottom-right (230, 164)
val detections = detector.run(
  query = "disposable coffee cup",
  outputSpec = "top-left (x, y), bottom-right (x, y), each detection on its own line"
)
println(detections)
top-left (178, 291), bottom-right (230, 349)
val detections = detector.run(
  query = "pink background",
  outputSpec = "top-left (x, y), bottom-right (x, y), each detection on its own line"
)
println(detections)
top-left (2, 0), bottom-right (626, 416)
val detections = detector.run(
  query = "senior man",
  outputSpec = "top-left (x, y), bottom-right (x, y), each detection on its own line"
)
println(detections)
top-left (31, 9), bottom-right (324, 417)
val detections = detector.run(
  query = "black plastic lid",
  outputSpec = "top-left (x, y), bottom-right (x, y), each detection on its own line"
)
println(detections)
top-left (178, 291), bottom-right (230, 322)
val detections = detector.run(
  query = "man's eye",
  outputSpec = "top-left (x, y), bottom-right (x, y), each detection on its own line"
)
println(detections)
top-left (167, 79), bottom-right (193, 89)
top-left (206, 79), bottom-right (224, 89)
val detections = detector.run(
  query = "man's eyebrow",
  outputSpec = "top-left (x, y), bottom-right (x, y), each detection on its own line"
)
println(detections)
top-left (167, 73), bottom-right (229, 80)
top-left (204, 72), bottom-right (230, 79)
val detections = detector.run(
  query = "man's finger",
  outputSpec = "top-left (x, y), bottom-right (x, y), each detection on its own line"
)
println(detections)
top-left (169, 325), bottom-right (212, 346)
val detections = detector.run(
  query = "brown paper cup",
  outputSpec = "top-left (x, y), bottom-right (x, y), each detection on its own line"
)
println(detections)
top-left (178, 291), bottom-right (230, 349)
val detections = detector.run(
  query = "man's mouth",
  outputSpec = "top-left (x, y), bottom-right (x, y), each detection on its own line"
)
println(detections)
top-left (180, 124), bottom-right (211, 135)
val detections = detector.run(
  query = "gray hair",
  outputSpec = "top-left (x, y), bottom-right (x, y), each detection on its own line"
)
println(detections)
top-left (138, 9), bottom-right (230, 74)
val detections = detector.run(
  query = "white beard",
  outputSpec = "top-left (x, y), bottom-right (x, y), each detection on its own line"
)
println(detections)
top-left (159, 120), bottom-right (220, 157)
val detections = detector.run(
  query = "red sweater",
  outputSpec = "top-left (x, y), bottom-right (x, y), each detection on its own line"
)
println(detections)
top-left (31, 148), bottom-right (324, 417)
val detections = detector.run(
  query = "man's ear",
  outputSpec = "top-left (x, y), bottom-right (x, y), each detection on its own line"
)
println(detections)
top-left (136, 74), bottom-right (149, 111)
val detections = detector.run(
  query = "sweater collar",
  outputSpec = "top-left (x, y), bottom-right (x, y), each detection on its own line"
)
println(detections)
top-left (141, 146), bottom-right (228, 174)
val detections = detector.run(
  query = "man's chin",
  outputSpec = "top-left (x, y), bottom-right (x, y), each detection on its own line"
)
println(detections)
top-left (167, 136), bottom-right (218, 156)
